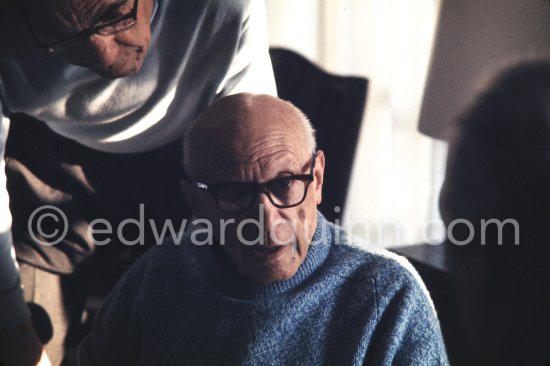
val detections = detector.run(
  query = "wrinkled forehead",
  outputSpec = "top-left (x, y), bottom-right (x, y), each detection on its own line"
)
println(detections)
top-left (198, 134), bottom-right (308, 183)
top-left (186, 94), bottom-right (311, 179)
top-left (219, 152), bottom-right (306, 180)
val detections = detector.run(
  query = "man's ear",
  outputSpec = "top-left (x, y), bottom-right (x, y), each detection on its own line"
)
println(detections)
top-left (313, 150), bottom-right (325, 205)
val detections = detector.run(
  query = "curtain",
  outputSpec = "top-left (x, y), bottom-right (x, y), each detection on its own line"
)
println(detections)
top-left (265, 0), bottom-right (446, 247)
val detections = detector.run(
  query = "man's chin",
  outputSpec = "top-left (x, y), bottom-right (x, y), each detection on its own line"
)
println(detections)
top-left (245, 260), bottom-right (299, 285)
top-left (93, 67), bottom-right (139, 79)
top-left (254, 268), bottom-right (296, 285)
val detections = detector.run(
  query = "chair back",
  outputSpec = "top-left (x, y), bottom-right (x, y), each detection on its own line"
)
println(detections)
top-left (269, 48), bottom-right (368, 222)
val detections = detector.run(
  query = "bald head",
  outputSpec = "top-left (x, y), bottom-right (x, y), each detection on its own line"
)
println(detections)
top-left (183, 93), bottom-right (316, 179)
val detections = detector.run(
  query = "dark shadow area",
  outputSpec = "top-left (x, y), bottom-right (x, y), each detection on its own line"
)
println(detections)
top-left (396, 61), bottom-right (550, 365)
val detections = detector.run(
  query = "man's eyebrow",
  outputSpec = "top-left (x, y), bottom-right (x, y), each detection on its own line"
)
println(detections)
top-left (274, 170), bottom-right (298, 178)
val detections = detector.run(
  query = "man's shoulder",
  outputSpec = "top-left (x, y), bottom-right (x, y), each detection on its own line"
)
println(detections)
top-left (321, 221), bottom-right (430, 303)
top-left (318, 227), bottom-right (447, 364)
top-left (331, 242), bottom-right (423, 287)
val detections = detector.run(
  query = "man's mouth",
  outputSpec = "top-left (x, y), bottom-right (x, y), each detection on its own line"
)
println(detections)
top-left (252, 245), bottom-right (285, 257)
top-left (254, 246), bottom-right (282, 254)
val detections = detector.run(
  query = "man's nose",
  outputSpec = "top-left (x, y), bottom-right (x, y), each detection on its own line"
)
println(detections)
top-left (83, 34), bottom-right (119, 68)
top-left (257, 193), bottom-right (295, 245)
top-left (258, 193), bottom-right (278, 223)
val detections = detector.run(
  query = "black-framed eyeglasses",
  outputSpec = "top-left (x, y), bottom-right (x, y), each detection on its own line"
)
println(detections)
top-left (190, 152), bottom-right (318, 213)
top-left (19, 0), bottom-right (139, 54)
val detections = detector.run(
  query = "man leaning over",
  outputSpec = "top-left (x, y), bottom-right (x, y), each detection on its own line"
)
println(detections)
top-left (0, 0), bottom-right (275, 364)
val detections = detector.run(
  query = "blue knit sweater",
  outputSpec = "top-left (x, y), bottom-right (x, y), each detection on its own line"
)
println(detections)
top-left (78, 213), bottom-right (448, 365)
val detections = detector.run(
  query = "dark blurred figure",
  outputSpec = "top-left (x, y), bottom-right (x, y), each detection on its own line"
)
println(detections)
top-left (440, 61), bottom-right (550, 365)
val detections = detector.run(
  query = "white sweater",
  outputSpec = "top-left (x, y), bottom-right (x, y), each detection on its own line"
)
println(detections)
top-left (0, 0), bottom-right (276, 326)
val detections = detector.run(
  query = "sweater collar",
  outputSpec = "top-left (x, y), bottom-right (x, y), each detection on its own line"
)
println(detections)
top-left (193, 211), bottom-right (332, 298)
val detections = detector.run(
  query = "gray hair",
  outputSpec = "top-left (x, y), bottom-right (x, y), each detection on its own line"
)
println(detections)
top-left (289, 102), bottom-right (317, 155)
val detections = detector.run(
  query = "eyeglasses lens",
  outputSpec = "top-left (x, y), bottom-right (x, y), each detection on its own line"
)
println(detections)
top-left (216, 179), bottom-right (307, 213)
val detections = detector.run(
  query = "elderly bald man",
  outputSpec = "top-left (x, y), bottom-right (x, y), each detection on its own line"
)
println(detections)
top-left (0, 0), bottom-right (274, 364)
top-left (78, 93), bottom-right (448, 365)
